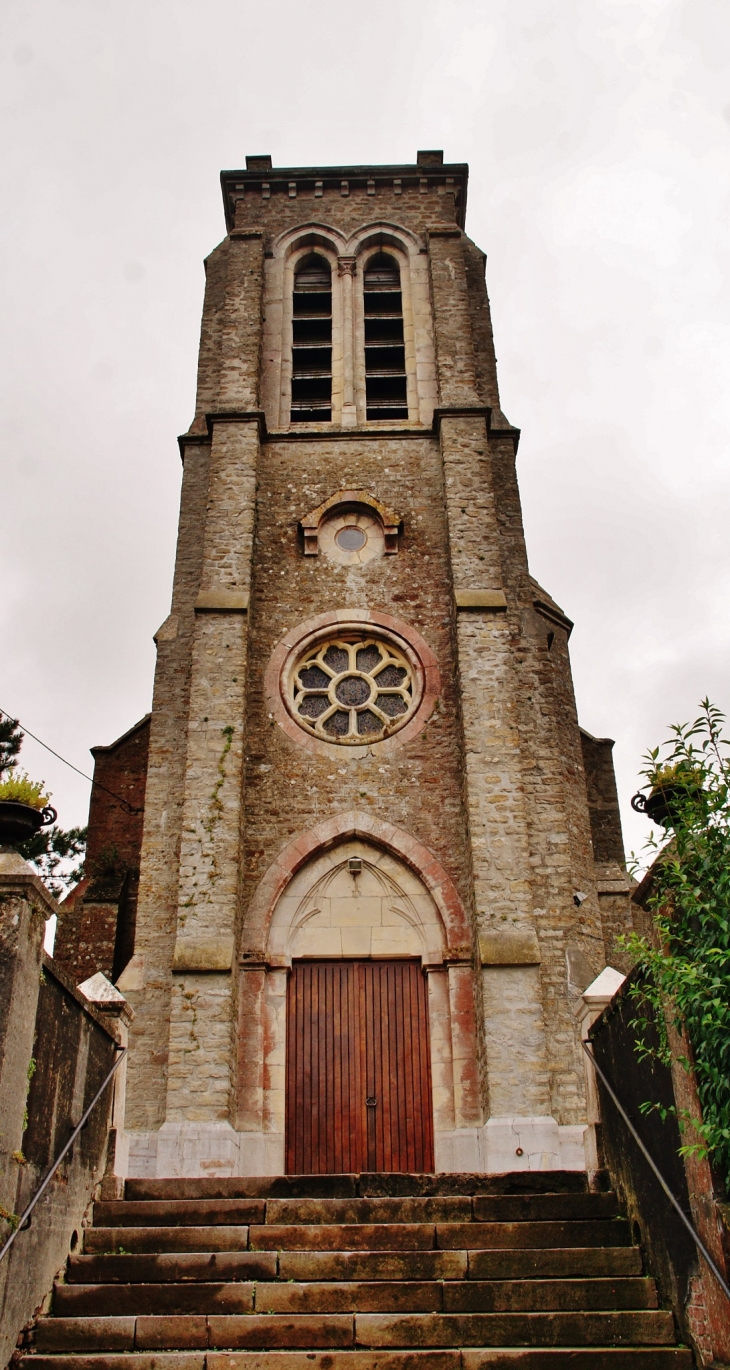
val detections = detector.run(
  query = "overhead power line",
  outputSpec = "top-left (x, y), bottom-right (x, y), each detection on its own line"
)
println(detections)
top-left (0, 706), bottom-right (143, 816)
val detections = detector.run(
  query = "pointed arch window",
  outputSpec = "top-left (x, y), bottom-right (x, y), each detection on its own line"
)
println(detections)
top-left (291, 254), bottom-right (332, 423)
top-left (364, 253), bottom-right (408, 421)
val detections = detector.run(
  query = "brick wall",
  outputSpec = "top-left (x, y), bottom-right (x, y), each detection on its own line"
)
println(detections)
top-left (54, 715), bottom-right (149, 985)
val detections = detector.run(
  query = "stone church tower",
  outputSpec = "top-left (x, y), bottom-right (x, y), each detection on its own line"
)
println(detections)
top-left (76, 151), bottom-right (632, 1179)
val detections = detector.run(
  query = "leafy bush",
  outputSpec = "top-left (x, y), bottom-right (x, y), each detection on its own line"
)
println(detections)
top-left (0, 770), bottom-right (51, 809)
top-left (0, 715), bottom-right (22, 777)
top-left (17, 823), bottom-right (87, 900)
top-left (648, 762), bottom-right (704, 794)
top-left (625, 700), bottom-right (730, 1183)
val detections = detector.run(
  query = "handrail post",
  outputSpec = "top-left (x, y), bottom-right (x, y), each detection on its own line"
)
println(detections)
top-left (573, 966), bottom-right (627, 1173)
top-left (75, 973), bottom-right (133, 1200)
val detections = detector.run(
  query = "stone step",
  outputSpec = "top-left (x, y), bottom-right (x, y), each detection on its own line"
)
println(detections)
top-left (281, 1248), bottom-right (642, 1282)
top-left (267, 1199), bottom-right (475, 1225)
top-left (248, 1224), bottom-right (438, 1251)
top-left (83, 1228), bottom-right (252, 1255)
top-left (434, 1223), bottom-right (630, 1251)
top-left (472, 1195), bottom-right (618, 1223)
top-left (67, 1253), bottom-right (279, 1284)
top-left (93, 1195), bottom-right (617, 1230)
top-left (441, 1280), bottom-right (657, 1313)
top-left (34, 1314), bottom-right (353, 1352)
top-left (34, 1309), bottom-right (676, 1353)
top-left (249, 1221), bottom-right (629, 1251)
top-left (93, 1201), bottom-right (266, 1228)
top-left (68, 1246), bottom-right (643, 1285)
top-left (273, 1196), bottom-right (618, 1225)
top-left (83, 1222), bottom-right (632, 1257)
top-left (355, 1311), bottom-right (676, 1348)
top-left (53, 1282), bottom-right (436, 1317)
top-left (54, 1277), bottom-right (659, 1318)
top-left (124, 1173), bottom-right (594, 1203)
top-left (460, 1355), bottom-right (692, 1370)
top-left (22, 1355), bottom-right (460, 1370)
top-left (54, 1285), bottom-right (256, 1317)
top-left (20, 1349), bottom-right (695, 1370)
top-left (466, 1249), bottom-right (642, 1280)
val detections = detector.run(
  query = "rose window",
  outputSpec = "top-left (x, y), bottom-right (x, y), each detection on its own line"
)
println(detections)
top-left (289, 636), bottom-right (417, 743)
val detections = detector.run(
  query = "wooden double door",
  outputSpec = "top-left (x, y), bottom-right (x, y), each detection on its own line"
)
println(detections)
top-left (285, 960), bottom-right (434, 1174)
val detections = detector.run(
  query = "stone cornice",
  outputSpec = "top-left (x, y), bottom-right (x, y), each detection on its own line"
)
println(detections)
top-left (177, 406), bottom-right (520, 457)
top-left (533, 596), bottom-right (574, 637)
top-left (221, 161), bottom-right (469, 232)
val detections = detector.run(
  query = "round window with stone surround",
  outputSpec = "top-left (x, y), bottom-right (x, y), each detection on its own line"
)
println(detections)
top-left (288, 634), bottom-right (418, 744)
top-left (318, 510), bottom-right (384, 566)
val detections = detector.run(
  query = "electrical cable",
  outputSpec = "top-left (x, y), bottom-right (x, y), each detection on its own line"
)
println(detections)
top-left (0, 706), bottom-right (143, 816)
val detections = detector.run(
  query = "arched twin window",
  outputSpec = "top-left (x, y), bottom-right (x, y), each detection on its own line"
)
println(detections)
top-left (291, 254), bottom-right (332, 424)
top-left (363, 253), bottom-right (408, 421)
top-left (289, 249), bottom-right (409, 425)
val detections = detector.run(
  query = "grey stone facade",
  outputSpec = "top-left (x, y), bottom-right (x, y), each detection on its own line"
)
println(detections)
top-left (115, 151), bottom-right (633, 1177)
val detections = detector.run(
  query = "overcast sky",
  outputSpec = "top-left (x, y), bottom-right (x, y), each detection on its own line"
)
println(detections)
top-left (1, 0), bottom-right (728, 865)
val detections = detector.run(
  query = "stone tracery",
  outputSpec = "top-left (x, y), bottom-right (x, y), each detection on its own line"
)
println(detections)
top-left (289, 634), bottom-right (416, 742)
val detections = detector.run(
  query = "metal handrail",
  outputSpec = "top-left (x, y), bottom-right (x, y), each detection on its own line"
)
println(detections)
top-left (0, 1046), bottom-right (127, 1264)
top-left (582, 1038), bottom-right (730, 1301)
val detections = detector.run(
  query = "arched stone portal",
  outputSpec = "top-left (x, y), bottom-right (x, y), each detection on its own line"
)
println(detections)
top-left (269, 839), bottom-right (445, 963)
top-left (235, 825), bottom-right (483, 1175)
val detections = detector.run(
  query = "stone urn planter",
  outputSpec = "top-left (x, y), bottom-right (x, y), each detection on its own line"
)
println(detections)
top-left (631, 772), bottom-right (702, 828)
top-left (0, 800), bottom-right (57, 846)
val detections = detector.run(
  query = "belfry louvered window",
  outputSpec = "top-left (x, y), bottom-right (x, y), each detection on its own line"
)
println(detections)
top-left (291, 254), bottom-right (332, 423)
top-left (364, 253), bottom-right (408, 421)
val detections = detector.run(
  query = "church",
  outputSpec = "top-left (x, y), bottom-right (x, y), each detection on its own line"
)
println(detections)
top-left (55, 150), bottom-right (633, 1180)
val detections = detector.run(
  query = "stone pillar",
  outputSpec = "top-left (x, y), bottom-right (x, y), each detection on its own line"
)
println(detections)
top-left (575, 966), bottom-right (627, 1171)
top-left (218, 230), bottom-right (265, 409)
top-left (231, 965), bottom-right (285, 1177)
top-left (0, 850), bottom-right (57, 1225)
top-left (162, 416), bottom-right (258, 1168)
top-left (121, 437), bottom-right (210, 1135)
top-left (426, 227), bottom-right (478, 405)
top-left (338, 256), bottom-right (357, 427)
top-left (160, 232), bottom-right (264, 1170)
top-left (491, 421), bottom-right (604, 1135)
top-left (125, 227), bottom-right (265, 1176)
top-left (428, 228), bottom-right (554, 1154)
top-left (76, 971), bottom-right (134, 1201)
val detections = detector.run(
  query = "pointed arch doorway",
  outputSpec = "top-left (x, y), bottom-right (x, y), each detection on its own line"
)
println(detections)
top-left (286, 958), bottom-right (434, 1174)
top-left (237, 819), bottom-right (483, 1175)
top-left (274, 837), bottom-right (442, 1175)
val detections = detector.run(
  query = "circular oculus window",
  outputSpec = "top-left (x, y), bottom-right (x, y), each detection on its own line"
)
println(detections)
top-left (335, 525), bottom-right (367, 551)
top-left (319, 511), bottom-right (384, 566)
top-left (288, 634), bottom-right (418, 744)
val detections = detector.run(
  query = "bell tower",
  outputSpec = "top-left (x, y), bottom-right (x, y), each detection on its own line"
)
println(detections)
top-left (113, 150), bottom-right (631, 1178)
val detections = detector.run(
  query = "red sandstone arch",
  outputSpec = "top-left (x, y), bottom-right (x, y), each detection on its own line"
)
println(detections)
top-left (241, 810), bottom-right (472, 962)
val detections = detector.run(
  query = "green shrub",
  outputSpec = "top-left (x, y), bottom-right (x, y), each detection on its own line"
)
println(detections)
top-left (0, 770), bottom-right (51, 809)
top-left (625, 700), bottom-right (730, 1184)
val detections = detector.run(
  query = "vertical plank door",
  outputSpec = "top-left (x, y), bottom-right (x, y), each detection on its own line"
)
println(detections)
top-left (285, 959), bottom-right (434, 1174)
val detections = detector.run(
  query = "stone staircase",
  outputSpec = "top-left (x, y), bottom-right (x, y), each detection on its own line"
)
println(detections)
top-left (24, 1172), bottom-right (691, 1370)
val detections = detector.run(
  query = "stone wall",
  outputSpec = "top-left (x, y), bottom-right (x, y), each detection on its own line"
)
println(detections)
top-left (590, 969), bottom-right (730, 1365)
top-left (54, 715), bottom-right (150, 985)
top-left (0, 852), bottom-right (125, 1368)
